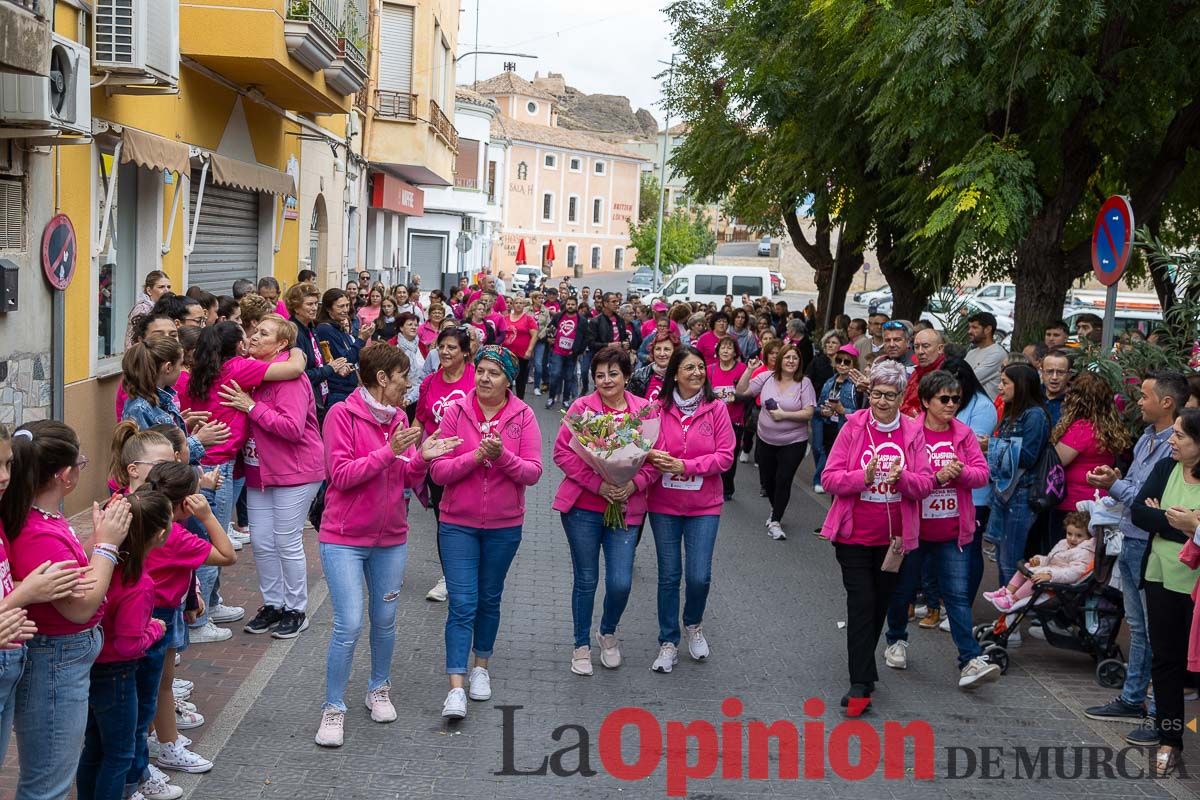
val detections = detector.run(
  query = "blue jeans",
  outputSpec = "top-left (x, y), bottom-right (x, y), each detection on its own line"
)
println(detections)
top-left (127, 607), bottom-right (173, 789)
top-left (193, 462), bottom-right (242, 627)
top-left (885, 539), bottom-right (981, 668)
top-left (988, 485), bottom-right (1036, 587)
top-left (0, 645), bottom-right (25, 769)
top-left (561, 509), bottom-right (639, 648)
top-left (649, 513), bottom-right (720, 646)
top-left (547, 353), bottom-right (578, 403)
top-left (532, 340), bottom-right (549, 387)
top-left (319, 542), bottom-right (408, 711)
top-left (14, 626), bottom-right (103, 800)
top-left (969, 506), bottom-right (989, 600)
top-left (1118, 537), bottom-right (1153, 706)
top-left (439, 523), bottom-right (522, 674)
top-left (811, 420), bottom-right (827, 488)
top-left (77, 660), bottom-right (139, 800)
top-left (578, 351), bottom-right (593, 394)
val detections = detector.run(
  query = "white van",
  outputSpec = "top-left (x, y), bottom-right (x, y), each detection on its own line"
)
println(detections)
top-left (654, 264), bottom-right (775, 306)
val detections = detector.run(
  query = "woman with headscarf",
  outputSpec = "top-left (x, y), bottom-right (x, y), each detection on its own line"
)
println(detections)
top-left (429, 346), bottom-right (542, 719)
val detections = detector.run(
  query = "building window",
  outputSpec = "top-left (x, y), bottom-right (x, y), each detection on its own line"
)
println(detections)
top-left (590, 245), bottom-right (601, 269)
top-left (97, 152), bottom-right (139, 360)
top-left (527, 100), bottom-right (538, 115)
top-left (544, 153), bottom-right (557, 169)
top-left (592, 197), bottom-right (604, 225)
top-left (0, 177), bottom-right (24, 249)
top-left (569, 157), bottom-right (581, 172)
top-left (567, 195), bottom-right (579, 223)
top-left (614, 247), bottom-right (624, 270)
top-left (517, 161), bottom-right (528, 180)
top-left (593, 161), bottom-right (606, 176)
top-left (542, 192), bottom-right (554, 222)
top-left (566, 244), bottom-right (577, 267)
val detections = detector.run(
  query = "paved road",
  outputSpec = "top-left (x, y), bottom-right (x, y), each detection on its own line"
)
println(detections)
top-left (178, 401), bottom-right (1199, 800)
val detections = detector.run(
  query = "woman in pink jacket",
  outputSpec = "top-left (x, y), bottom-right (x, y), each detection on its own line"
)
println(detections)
top-left (313, 342), bottom-right (460, 748)
top-left (553, 346), bottom-right (657, 677)
top-left (880, 370), bottom-right (999, 691)
top-left (430, 345), bottom-right (542, 720)
top-left (819, 360), bottom-right (935, 715)
top-left (218, 314), bottom-right (325, 640)
top-left (645, 346), bottom-right (735, 675)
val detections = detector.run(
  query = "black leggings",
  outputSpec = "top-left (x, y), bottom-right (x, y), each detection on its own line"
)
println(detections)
top-left (741, 409), bottom-right (758, 454)
top-left (1146, 580), bottom-right (1195, 749)
top-left (515, 357), bottom-right (531, 400)
top-left (721, 423), bottom-right (744, 497)
top-left (757, 437), bottom-right (808, 523)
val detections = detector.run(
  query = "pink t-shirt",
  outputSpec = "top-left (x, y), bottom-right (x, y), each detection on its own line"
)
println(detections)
top-left (416, 365), bottom-right (477, 435)
top-left (695, 331), bottom-right (721, 363)
top-left (10, 513), bottom-right (103, 635)
top-left (919, 427), bottom-right (959, 542)
top-left (275, 300), bottom-right (289, 318)
top-left (1058, 419), bottom-right (1114, 510)
top-left (504, 313), bottom-right (538, 358)
top-left (750, 372), bottom-right (816, 445)
top-left (144, 523), bottom-right (212, 608)
top-left (96, 571), bottom-right (162, 663)
top-left (551, 314), bottom-right (584, 357)
top-left (0, 533), bottom-right (13, 600)
top-left (846, 424), bottom-right (904, 547)
top-left (357, 305), bottom-right (382, 329)
top-left (177, 356), bottom-right (272, 465)
top-left (645, 374), bottom-right (665, 404)
top-left (708, 362), bottom-right (747, 425)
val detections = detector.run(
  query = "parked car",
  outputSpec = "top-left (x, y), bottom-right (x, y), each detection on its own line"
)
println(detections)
top-left (854, 286), bottom-right (892, 306)
top-left (967, 282), bottom-right (1017, 316)
top-left (757, 236), bottom-right (772, 256)
top-left (867, 291), bottom-right (894, 314)
top-left (514, 265), bottom-right (542, 292)
top-left (652, 264), bottom-right (776, 307)
top-left (627, 266), bottom-right (657, 296)
top-left (1064, 307), bottom-right (1163, 339)
top-left (770, 271), bottom-right (787, 293)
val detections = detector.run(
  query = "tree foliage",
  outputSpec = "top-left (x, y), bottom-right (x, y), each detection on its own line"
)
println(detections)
top-left (629, 207), bottom-right (716, 272)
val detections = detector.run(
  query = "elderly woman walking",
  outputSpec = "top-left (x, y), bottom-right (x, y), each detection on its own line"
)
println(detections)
top-left (819, 360), bottom-right (935, 714)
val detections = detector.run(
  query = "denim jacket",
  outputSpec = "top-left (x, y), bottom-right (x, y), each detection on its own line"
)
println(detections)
top-left (121, 388), bottom-right (205, 464)
top-left (987, 406), bottom-right (1050, 498)
top-left (818, 375), bottom-right (858, 420)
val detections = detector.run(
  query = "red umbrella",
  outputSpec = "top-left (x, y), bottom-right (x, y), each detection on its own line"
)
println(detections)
top-left (515, 238), bottom-right (527, 265)
top-left (546, 240), bottom-right (556, 263)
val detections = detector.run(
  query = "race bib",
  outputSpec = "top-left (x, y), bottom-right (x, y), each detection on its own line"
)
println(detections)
top-left (715, 386), bottom-right (735, 403)
top-left (662, 472), bottom-right (703, 491)
top-left (557, 334), bottom-right (575, 351)
top-left (243, 436), bottom-right (260, 467)
top-left (859, 435), bottom-right (904, 503)
top-left (921, 489), bottom-right (957, 519)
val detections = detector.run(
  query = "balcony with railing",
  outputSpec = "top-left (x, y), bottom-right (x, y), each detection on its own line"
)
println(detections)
top-left (0, 0), bottom-right (50, 76)
top-left (429, 99), bottom-right (459, 153)
top-left (323, 0), bottom-right (367, 95)
top-left (284, 0), bottom-right (338, 71)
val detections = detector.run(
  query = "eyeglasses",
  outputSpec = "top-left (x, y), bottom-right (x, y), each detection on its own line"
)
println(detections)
top-left (185, 316), bottom-right (207, 326)
top-left (882, 321), bottom-right (907, 331)
top-left (869, 390), bottom-right (900, 401)
top-left (834, 358), bottom-right (854, 366)
top-left (934, 394), bottom-right (962, 405)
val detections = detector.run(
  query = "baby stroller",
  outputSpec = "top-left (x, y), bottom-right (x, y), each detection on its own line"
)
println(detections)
top-left (974, 504), bottom-right (1127, 689)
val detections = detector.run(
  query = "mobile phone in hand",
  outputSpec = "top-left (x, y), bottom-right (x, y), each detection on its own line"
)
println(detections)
top-left (764, 398), bottom-right (779, 411)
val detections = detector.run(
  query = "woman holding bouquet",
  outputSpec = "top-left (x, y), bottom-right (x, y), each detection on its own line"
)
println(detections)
top-left (429, 346), bottom-right (542, 719)
top-left (646, 346), bottom-right (736, 674)
top-left (553, 346), bottom-right (658, 676)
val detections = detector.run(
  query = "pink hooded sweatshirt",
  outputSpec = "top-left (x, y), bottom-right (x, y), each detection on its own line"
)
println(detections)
top-left (429, 389), bottom-right (543, 529)
top-left (247, 357), bottom-right (324, 487)
top-left (1178, 539), bottom-right (1200, 671)
top-left (1034, 535), bottom-right (1095, 584)
top-left (552, 391), bottom-right (658, 526)
top-left (917, 414), bottom-right (990, 548)
top-left (645, 398), bottom-right (735, 517)
top-left (820, 409), bottom-right (936, 551)
top-left (319, 390), bottom-right (429, 548)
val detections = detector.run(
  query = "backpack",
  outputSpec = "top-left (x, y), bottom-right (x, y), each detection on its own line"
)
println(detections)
top-left (1027, 431), bottom-right (1066, 512)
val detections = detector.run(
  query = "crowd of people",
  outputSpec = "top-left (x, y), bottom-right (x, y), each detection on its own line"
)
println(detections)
top-left (0, 266), bottom-right (1198, 799)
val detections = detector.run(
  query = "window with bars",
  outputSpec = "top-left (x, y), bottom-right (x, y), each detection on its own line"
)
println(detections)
top-left (0, 178), bottom-right (23, 250)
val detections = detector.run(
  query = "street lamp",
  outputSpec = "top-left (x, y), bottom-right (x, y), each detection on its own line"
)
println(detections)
top-left (652, 55), bottom-right (678, 293)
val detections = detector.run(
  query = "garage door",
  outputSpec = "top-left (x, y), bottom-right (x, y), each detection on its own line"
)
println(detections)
top-left (189, 172), bottom-right (260, 295)
top-left (408, 232), bottom-right (447, 292)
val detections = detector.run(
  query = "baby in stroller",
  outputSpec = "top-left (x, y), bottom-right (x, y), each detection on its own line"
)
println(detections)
top-left (985, 511), bottom-right (1096, 612)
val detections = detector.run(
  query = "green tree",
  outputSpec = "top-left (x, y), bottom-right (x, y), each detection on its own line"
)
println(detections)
top-left (639, 173), bottom-right (662, 224)
top-left (629, 209), bottom-right (715, 272)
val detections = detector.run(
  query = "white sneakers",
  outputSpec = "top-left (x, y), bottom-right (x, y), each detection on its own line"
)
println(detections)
top-left (766, 520), bottom-right (786, 540)
top-left (426, 576), bottom-right (448, 602)
top-left (651, 642), bottom-right (679, 673)
top-left (156, 735), bottom-right (213, 774)
top-left (596, 633), bottom-right (622, 669)
top-left (468, 666), bottom-right (492, 701)
top-left (188, 621), bottom-right (232, 644)
top-left (738, 452), bottom-right (750, 464)
top-left (441, 688), bottom-right (467, 719)
top-left (685, 625), bottom-right (710, 660)
top-left (171, 678), bottom-right (192, 700)
top-left (366, 685), bottom-right (397, 722)
top-left (315, 708), bottom-right (345, 747)
top-left (885, 641), bottom-right (908, 670)
top-left (814, 484), bottom-right (826, 494)
top-left (209, 604), bottom-right (245, 624)
top-left (138, 764), bottom-right (182, 800)
top-left (174, 698), bottom-right (205, 729)
top-left (959, 657), bottom-right (1001, 689)
top-left (571, 646), bottom-right (593, 676)
top-left (939, 615), bottom-right (951, 632)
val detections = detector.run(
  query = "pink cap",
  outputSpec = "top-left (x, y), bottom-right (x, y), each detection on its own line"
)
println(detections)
top-left (652, 300), bottom-right (669, 312)
top-left (837, 344), bottom-right (860, 358)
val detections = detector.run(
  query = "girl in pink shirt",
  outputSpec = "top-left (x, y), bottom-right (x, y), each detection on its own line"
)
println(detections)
top-left (78, 490), bottom-right (172, 800)
top-left (708, 336), bottom-right (747, 501)
top-left (0, 421), bottom-right (133, 799)
top-left (357, 287), bottom-right (384, 330)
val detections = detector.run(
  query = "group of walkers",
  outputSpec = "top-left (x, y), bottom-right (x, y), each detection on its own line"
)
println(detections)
top-left (2, 265), bottom-right (1200, 798)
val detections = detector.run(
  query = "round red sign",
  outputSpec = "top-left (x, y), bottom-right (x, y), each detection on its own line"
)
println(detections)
top-left (41, 214), bottom-right (78, 291)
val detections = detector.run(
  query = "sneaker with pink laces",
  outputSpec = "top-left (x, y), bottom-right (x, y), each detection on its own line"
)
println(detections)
top-left (989, 591), bottom-right (1014, 612)
top-left (315, 707), bottom-right (345, 747)
top-left (365, 684), bottom-right (397, 723)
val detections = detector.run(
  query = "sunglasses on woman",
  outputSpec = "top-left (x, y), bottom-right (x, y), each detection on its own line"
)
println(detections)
top-left (935, 394), bottom-right (962, 405)
top-left (834, 358), bottom-right (854, 366)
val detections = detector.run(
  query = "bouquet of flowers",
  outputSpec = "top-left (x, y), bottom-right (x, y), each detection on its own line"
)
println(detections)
top-left (564, 404), bottom-right (661, 529)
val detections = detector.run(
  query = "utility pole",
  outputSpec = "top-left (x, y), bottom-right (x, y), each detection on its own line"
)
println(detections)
top-left (652, 54), bottom-right (675, 292)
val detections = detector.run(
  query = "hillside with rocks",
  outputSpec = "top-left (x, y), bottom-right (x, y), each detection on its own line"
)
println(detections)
top-left (533, 73), bottom-right (658, 143)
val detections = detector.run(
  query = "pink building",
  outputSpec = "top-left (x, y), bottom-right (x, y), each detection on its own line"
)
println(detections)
top-left (474, 70), bottom-right (646, 277)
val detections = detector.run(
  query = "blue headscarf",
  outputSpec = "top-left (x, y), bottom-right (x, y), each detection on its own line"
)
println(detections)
top-left (475, 345), bottom-right (518, 385)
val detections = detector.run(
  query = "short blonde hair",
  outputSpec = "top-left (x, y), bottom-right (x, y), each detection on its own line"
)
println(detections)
top-left (868, 359), bottom-right (908, 394)
top-left (256, 313), bottom-right (297, 349)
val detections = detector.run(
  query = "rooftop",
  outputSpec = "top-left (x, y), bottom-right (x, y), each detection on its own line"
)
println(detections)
top-left (490, 116), bottom-right (647, 160)
top-left (471, 72), bottom-right (558, 102)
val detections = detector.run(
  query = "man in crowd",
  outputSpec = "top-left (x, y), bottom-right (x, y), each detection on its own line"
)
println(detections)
top-left (1074, 313), bottom-right (1103, 345)
top-left (153, 294), bottom-right (207, 329)
top-left (965, 311), bottom-right (1007, 399)
top-left (880, 320), bottom-right (913, 370)
top-left (862, 312), bottom-right (888, 368)
top-left (849, 318), bottom-right (870, 367)
top-left (1044, 320), bottom-right (1069, 350)
top-left (1040, 350), bottom-right (1071, 425)
top-left (901, 328), bottom-right (946, 417)
top-left (588, 291), bottom-right (636, 372)
top-left (1084, 371), bottom-right (1188, 735)
top-left (232, 278), bottom-right (254, 300)
top-left (545, 295), bottom-right (588, 409)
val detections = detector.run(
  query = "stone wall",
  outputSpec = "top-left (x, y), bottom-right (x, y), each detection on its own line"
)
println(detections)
top-left (0, 350), bottom-right (51, 428)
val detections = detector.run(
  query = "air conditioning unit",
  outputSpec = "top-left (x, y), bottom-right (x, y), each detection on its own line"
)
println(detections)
top-left (460, 215), bottom-right (476, 234)
top-left (93, 0), bottom-right (180, 89)
top-left (0, 34), bottom-right (91, 137)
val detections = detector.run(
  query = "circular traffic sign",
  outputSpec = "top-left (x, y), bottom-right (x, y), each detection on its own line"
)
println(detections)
top-left (41, 213), bottom-right (77, 291)
top-left (1090, 196), bottom-right (1134, 287)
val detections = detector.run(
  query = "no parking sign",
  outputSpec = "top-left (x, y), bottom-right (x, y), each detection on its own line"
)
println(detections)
top-left (1090, 196), bottom-right (1133, 287)
top-left (41, 214), bottom-right (77, 291)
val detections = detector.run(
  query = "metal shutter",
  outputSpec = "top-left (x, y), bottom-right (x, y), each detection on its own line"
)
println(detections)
top-left (189, 171), bottom-right (259, 295)
top-left (0, 177), bottom-right (23, 250)
top-left (379, 4), bottom-right (414, 96)
top-left (408, 232), bottom-right (445, 292)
